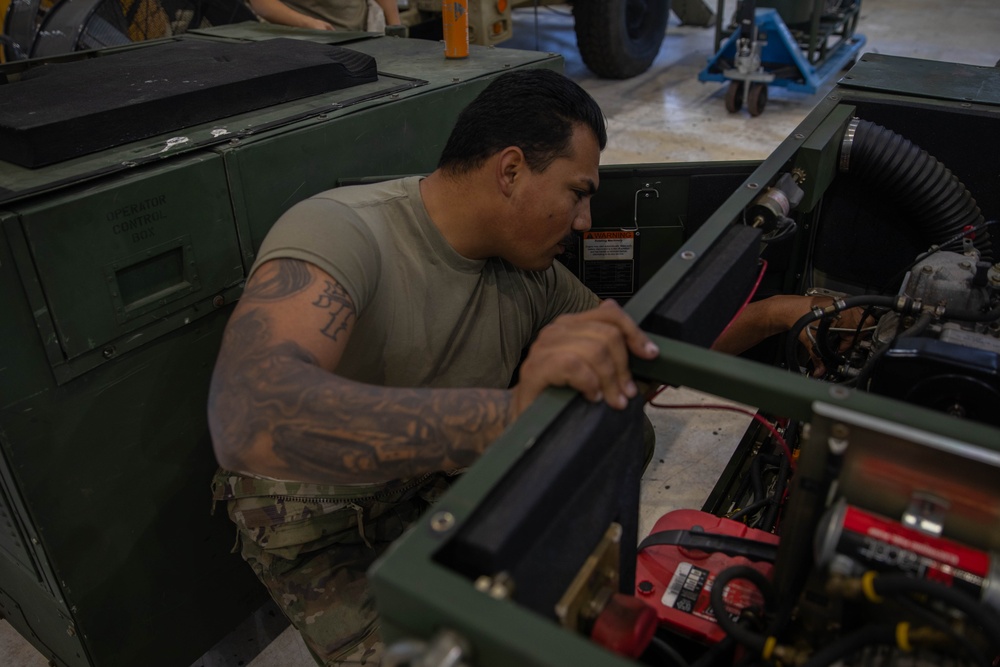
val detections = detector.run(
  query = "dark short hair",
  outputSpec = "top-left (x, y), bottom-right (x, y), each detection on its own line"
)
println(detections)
top-left (437, 69), bottom-right (607, 174)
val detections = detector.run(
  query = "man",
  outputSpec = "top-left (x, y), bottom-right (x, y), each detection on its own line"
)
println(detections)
top-left (209, 69), bottom-right (664, 665)
top-left (208, 69), bottom-right (832, 665)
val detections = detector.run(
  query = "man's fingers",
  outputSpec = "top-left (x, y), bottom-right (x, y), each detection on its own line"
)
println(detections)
top-left (513, 301), bottom-right (655, 415)
top-left (534, 323), bottom-right (631, 408)
top-left (553, 307), bottom-right (642, 407)
top-left (593, 299), bottom-right (660, 359)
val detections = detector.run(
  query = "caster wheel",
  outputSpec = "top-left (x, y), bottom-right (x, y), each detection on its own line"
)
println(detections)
top-left (724, 80), bottom-right (743, 113)
top-left (747, 82), bottom-right (768, 116)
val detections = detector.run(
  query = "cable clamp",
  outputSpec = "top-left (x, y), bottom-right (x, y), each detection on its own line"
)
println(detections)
top-left (895, 621), bottom-right (912, 652)
top-left (894, 295), bottom-right (918, 315)
top-left (761, 635), bottom-right (778, 661)
top-left (861, 571), bottom-right (883, 603)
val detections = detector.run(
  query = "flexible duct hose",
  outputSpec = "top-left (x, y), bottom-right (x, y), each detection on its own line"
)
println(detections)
top-left (840, 118), bottom-right (993, 261)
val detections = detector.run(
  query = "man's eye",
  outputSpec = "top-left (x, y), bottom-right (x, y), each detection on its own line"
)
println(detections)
top-left (573, 190), bottom-right (587, 201)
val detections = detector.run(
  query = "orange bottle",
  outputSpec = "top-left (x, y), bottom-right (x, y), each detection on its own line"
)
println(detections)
top-left (442, 1), bottom-right (469, 59)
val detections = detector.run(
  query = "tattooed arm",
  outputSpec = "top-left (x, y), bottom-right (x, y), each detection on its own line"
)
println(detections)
top-left (208, 258), bottom-right (512, 484)
top-left (209, 258), bottom-right (659, 485)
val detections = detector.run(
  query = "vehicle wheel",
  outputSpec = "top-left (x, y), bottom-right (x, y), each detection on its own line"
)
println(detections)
top-left (573, 0), bottom-right (671, 80)
top-left (747, 82), bottom-right (768, 116)
top-left (724, 80), bottom-right (743, 113)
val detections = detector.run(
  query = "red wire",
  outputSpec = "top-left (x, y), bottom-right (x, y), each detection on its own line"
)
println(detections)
top-left (647, 387), bottom-right (796, 470)
top-left (712, 258), bottom-right (768, 347)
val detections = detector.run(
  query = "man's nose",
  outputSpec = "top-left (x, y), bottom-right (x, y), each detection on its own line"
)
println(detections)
top-left (572, 206), bottom-right (592, 232)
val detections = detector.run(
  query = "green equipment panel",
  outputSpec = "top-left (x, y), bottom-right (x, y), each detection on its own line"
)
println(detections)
top-left (11, 154), bottom-right (241, 383)
top-left (0, 26), bottom-right (560, 667)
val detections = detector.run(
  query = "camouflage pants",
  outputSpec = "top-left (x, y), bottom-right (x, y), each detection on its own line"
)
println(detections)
top-left (212, 470), bottom-right (449, 666)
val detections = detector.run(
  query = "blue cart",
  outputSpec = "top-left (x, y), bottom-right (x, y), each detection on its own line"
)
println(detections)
top-left (699, 0), bottom-right (866, 115)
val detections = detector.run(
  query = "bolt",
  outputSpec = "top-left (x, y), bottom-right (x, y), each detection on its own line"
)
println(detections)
top-left (102, 347), bottom-right (115, 359)
top-left (794, 133), bottom-right (805, 139)
top-left (747, 182), bottom-right (759, 189)
top-left (828, 436), bottom-right (848, 455)
top-left (828, 385), bottom-right (850, 400)
top-left (680, 250), bottom-right (696, 260)
top-left (921, 265), bottom-right (934, 274)
top-left (637, 580), bottom-right (654, 595)
top-left (212, 295), bottom-right (225, 308)
top-left (489, 580), bottom-right (511, 599)
top-left (429, 511), bottom-right (455, 533)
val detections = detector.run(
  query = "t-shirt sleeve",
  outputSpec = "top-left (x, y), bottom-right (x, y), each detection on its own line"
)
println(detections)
top-left (248, 196), bottom-right (380, 312)
top-left (539, 261), bottom-right (601, 327)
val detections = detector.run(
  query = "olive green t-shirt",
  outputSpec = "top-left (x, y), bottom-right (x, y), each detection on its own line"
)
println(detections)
top-left (252, 176), bottom-right (600, 390)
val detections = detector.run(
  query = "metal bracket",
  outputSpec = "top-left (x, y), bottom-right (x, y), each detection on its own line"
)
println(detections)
top-left (627, 185), bottom-right (659, 232)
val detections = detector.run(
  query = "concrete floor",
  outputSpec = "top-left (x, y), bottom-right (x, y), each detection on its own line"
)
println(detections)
top-left (1, 0), bottom-right (997, 665)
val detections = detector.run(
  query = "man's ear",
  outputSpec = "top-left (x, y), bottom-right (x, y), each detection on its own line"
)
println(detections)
top-left (496, 146), bottom-right (525, 197)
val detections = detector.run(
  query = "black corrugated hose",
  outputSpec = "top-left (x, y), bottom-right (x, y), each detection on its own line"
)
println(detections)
top-left (840, 119), bottom-right (994, 262)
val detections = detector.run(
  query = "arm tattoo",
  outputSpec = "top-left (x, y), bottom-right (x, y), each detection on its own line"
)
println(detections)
top-left (209, 307), bottom-right (511, 484)
top-left (312, 280), bottom-right (355, 342)
top-left (243, 260), bottom-right (312, 301)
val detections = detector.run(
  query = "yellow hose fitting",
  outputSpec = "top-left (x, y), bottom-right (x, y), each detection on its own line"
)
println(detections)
top-left (861, 571), bottom-right (883, 603)
top-left (761, 635), bottom-right (778, 661)
top-left (896, 621), bottom-right (912, 652)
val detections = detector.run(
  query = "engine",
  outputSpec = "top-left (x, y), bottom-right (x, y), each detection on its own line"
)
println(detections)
top-left (790, 243), bottom-right (1000, 428)
top-left (869, 248), bottom-right (1000, 425)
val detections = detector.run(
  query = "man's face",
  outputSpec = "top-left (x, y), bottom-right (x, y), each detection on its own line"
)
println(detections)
top-left (503, 124), bottom-right (600, 271)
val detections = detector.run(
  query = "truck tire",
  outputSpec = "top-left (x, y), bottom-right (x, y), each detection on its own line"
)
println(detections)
top-left (573, 0), bottom-right (670, 79)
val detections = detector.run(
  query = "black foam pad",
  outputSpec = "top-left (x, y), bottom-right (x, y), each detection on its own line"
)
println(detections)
top-left (643, 225), bottom-right (762, 347)
top-left (0, 38), bottom-right (378, 168)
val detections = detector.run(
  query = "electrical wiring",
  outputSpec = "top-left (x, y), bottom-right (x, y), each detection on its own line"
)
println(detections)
top-left (647, 387), bottom-right (795, 471)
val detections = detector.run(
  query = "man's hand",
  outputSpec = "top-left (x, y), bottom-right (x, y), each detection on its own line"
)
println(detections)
top-left (510, 299), bottom-right (659, 419)
top-left (797, 296), bottom-right (873, 377)
top-left (301, 17), bottom-right (335, 30)
top-left (713, 294), bottom-right (873, 377)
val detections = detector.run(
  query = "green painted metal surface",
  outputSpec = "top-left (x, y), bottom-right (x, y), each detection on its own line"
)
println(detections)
top-left (0, 26), bottom-right (561, 667)
top-left (840, 52), bottom-right (1000, 105)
